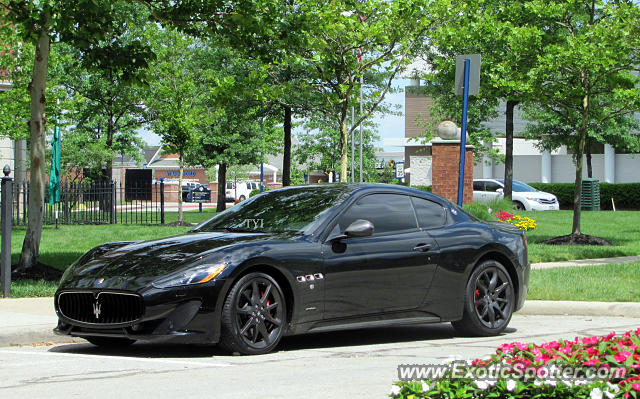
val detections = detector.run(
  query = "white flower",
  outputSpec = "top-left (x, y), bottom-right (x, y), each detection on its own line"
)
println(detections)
top-left (475, 380), bottom-right (489, 390)
top-left (390, 385), bottom-right (401, 396)
top-left (534, 380), bottom-right (543, 387)
top-left (607, 382), bottom-right (620, 393)
top-left (421, 381), bottom-right (430, 392)
top-left (340, 10), bottom-right (354, 17)
top-left (545, 380), bottom-right (557, 387)
top-left (604, 391), bottom-right (615, 399)
top-left (590, 387), bottom-right (603, 399)
top-left (506, 379), bottom-right (517, 392)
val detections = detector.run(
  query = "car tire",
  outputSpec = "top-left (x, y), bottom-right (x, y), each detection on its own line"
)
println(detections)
top-left (512, 201), bottom-right (525, 211)
top-left (452, 260), bottom-right (515, 337)
top-left (85, 336), bottom-right (136, 347)
top-left (219, 272), bottom-right (287, 355)
top-left (239, 195), bottom-right (246, 201)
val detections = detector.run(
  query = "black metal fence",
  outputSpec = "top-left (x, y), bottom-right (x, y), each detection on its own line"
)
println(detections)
top-left (12, 180), bottom-right (166, 225)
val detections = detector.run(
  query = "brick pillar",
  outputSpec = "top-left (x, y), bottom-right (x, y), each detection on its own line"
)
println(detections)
top-left (431, 141), bottom-right (474, 205)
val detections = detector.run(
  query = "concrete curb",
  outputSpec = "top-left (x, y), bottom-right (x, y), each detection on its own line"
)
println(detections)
top-left (519, 300), bottom-right (640, 317)
top-left (532, 255), bottom-right (640, 270)
top-left (0, 327), bottom-right (79, 347)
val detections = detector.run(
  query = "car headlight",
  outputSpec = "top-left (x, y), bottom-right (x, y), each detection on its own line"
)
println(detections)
top-left (152, 263), bottom-right (227, 289)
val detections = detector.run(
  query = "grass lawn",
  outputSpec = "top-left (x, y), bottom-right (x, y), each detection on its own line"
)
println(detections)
top-left (528, 262), bottom-right (640, 302)
top-left (10, 209), bottom-right (217, 271)
top-left (523, 210), bottom-right (640, 262)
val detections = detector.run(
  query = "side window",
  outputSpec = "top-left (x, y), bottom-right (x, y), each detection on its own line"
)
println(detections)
top-left (485, 181), bottom-right (502, 192)
top-left (226, 182), bottom-right (232, 189)
top-left (411, 197), bottom-right (446, 229)
top-left (337, 194), bottom-right (417, 235)
top-left (246, 182), bottom-right (251, 189)
top-left (473, 181), bottom-right (485, 191)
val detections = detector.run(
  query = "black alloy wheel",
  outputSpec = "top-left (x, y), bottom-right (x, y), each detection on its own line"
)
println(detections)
top-left (220, 272), bottom-right (286, 355)
top-left (452, 260), bottom-right (514, 336)
top-left (512, 201), bottom-right (525, 211)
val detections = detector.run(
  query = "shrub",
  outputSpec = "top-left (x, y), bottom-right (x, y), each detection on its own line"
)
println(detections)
top-left (249, 187), bottom-right (269, 198)
top-left (527, 182), bottom-right (640, 210)
top-left (391, 329), bottom-right (640, 399)
top-left (463, 203), bottom-right (495, 221)
top-left (412, 185), bottom-right (432, 193)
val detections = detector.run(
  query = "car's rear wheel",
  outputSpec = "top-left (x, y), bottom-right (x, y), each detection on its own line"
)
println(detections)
top-left (239, 195), bottom-right (246, 201)
top-left (452, 260), bottom-right (514, 336)
top-left (85, 336), bottom-right (136, 347)
top-left (219, 272), bottom-right (286, 355)
top-left (512, 201), bottom-right (525, 211)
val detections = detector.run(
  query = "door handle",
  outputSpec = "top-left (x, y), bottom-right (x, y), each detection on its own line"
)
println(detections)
top-left (413, 243), bottom-right (432, 252)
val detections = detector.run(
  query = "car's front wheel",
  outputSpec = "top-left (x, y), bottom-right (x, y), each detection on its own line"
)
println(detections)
top-left (219, 272), bottom-right (286, 355)
top-left (512, 201), bottom-right (526, 211)
top-left (452, 260), bottom-right (515, 336)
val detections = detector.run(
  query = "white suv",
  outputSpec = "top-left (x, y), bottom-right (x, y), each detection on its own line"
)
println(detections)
top-left (473, 179), bottom-right (559, 211)
top-left (225, 181), bottom-right (262, 202)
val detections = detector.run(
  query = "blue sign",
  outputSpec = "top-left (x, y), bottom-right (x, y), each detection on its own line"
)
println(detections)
top-left (167, 171), bottom-right (196, 177)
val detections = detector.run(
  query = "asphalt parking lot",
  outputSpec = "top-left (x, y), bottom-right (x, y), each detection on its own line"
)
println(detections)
top-left (2, 315), bottom-right (639, 398)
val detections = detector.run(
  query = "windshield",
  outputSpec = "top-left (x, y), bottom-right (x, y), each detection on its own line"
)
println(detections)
top-left (194, 185), bottom-right (353, 234)
top-left (497, 179), bottom-right (537, 192)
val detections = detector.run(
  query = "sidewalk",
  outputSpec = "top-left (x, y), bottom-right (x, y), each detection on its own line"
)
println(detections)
top-left (532, 255), bottom-right (640, 270)
top-left (1, 256), bottom-right (638, 347)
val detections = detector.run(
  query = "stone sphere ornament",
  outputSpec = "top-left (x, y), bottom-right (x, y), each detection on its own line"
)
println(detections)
top-left (436, 121), bottom-right (465, 140)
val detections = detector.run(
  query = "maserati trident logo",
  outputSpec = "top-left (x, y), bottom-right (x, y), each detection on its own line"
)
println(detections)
top-left (92, 301), bottom-right (102, 319)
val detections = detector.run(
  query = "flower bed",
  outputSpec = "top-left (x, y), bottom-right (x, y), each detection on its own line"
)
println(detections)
top-left (391, 329), bottom-right (640, 398)
top-left (494, 210), bottom-right (537, 231)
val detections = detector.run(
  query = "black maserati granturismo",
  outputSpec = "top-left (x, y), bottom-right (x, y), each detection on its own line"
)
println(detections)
top-left (54, 183), bottom-right (530, 355)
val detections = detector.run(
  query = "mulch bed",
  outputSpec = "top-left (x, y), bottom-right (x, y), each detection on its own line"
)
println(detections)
top-left (12, 262), bottom-right (63, 281)
top-left (543, 234), bottom-right (612, 246)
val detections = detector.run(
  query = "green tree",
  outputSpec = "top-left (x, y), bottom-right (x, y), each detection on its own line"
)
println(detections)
top-left (524, 0), bottom-right (640, 237)
top-left (295, 117), bottom-right (380, 182)
top-left (56, 3), bottom-right (152, 180)
top-left (145, 27), bottom-right (204, 224)
top-left (419, 0), bottom-right (545, 197)
top-left (2, 0), bottom-right (144, 270)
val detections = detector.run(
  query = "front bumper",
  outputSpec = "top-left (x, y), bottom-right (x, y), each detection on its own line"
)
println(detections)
top-left (527, 200), bottom-right (560, 211)
top-left (54, 282), bottom-right (226, 344)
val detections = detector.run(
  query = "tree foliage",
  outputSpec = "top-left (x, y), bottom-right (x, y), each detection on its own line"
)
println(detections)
top-left (522, 0), bottom-right (640, 236)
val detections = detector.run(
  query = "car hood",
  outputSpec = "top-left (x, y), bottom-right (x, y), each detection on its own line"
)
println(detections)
top-left (59, 231), bottom-right (288, 291)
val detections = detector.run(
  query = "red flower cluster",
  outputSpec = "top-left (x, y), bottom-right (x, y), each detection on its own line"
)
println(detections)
top-left (494, 209), bottom-right (514, 221)
top-left (471, 329), bottom-right (640, 396)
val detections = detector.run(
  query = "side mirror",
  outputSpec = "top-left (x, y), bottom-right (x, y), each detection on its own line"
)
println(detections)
top-left (345, 219), bottom-right (374, 237)
top-left (496, 188), bottom-right (504, 193)
top-left (328, 219), bottom-right (374, 242)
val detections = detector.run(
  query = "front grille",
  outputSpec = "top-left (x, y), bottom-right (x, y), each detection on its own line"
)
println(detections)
top-left (58, 292), bottom-right (144, 325)
top-left (538, 198), bottom-right (557, 204)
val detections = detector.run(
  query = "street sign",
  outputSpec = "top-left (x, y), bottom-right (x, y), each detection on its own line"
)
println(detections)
top-left (395, 161), bottom-right (405, 179)
top-left (455, 54), bottom-right (481, 96)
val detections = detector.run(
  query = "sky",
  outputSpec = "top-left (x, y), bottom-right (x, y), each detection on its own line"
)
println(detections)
top-left (140, 78), bottom-right (411, 153)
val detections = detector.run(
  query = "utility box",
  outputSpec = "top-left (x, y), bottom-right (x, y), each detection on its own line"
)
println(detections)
top-left (581, 178), bottom-right (600, 211)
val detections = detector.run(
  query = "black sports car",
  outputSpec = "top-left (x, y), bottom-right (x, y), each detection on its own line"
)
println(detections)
top-left (54, 184), bottom-right (530, 355)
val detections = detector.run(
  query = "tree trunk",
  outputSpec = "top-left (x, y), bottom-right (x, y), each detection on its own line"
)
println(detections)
top-left (504, 100), bottom-right (518, 200)
top-left (178, 151), bottom-right (184, 223)
top-left (105, 111), bottom-right (114, 182)
top-left (17, 17), bottom-right (50, 271)
top-left (339, 121), bottom-right (349, 182)
top-left (572, 95), bottom-right (590, 236)
top-left (282, 105), bottom-right (292, 186)
top-left (586, 141), bottom-right (593, 178)
top-left (216, 163), bottom-right (227, 213)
